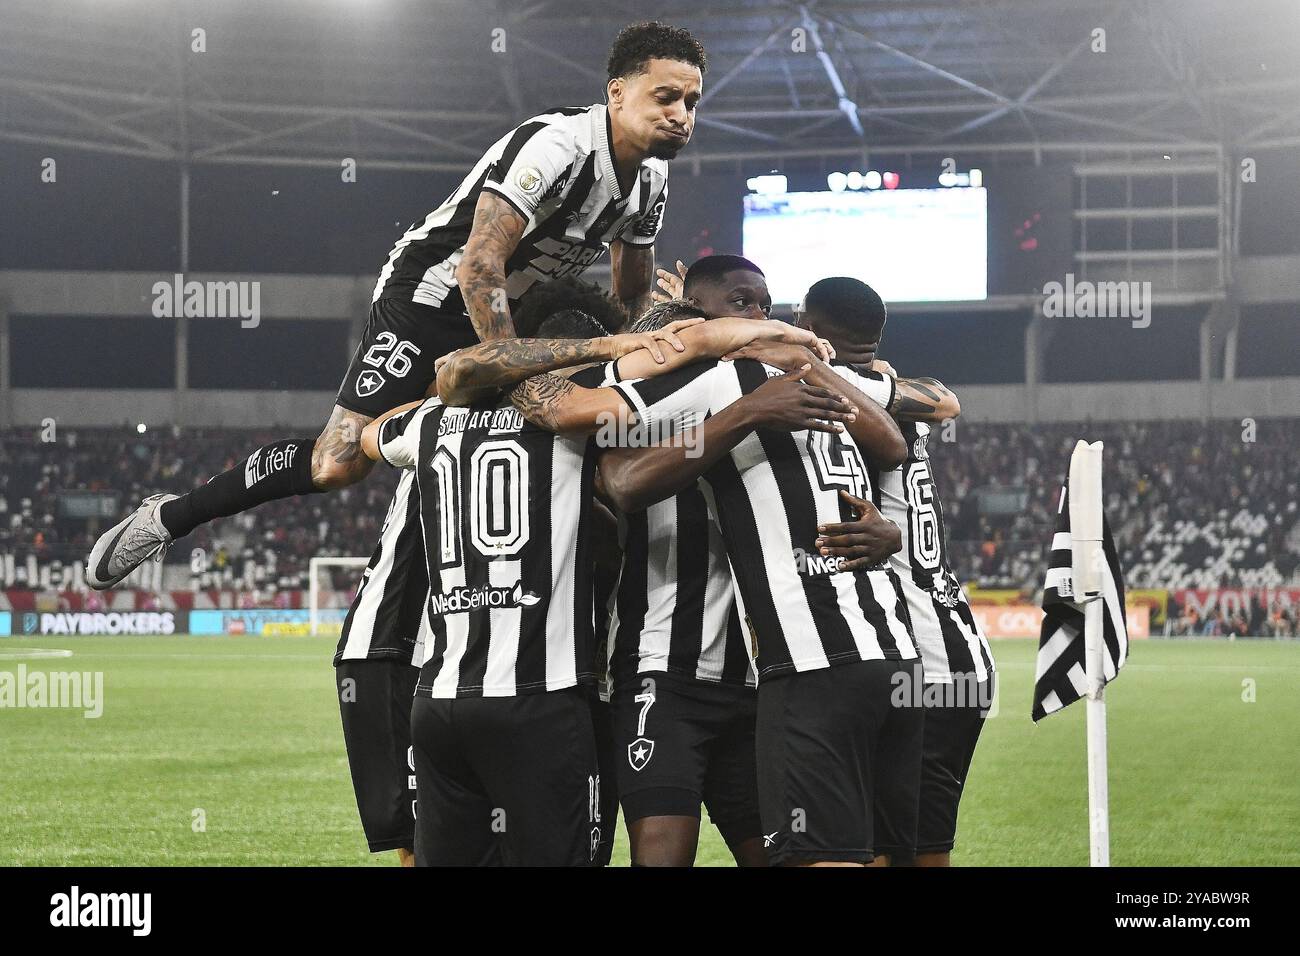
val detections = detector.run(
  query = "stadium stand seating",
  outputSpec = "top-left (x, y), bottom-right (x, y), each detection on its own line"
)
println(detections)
top-left (3, 420), bottom-right (1297, 634)
top-left (0, 427), bottom-right (399, 592)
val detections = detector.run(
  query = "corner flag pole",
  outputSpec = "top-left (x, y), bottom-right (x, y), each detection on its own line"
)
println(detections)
top-left (1068, 440), bottom-right (1109, 867)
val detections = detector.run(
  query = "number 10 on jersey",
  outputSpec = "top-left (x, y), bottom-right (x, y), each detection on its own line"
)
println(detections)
top-left (429, 441), bottom-right (531, 568)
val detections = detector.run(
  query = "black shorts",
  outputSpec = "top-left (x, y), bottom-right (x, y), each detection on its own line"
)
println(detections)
top-left (917, 674), bottom-right (994, 855)
top-left (588, 691), bottom-right (620, 867)
top-left (612, 671), bottom-right (761, 847)
top-left (756, 658), bottom-right (924, 866)
top-left (336, 659), bottom-right (420, 853)
top-left (411, 687), bottom-right (601, 867)
top-left (335, 297), bottom-right (479, 418)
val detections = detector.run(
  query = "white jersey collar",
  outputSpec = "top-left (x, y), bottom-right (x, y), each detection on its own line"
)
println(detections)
top-left (592, 102), bottom-right (628, 202)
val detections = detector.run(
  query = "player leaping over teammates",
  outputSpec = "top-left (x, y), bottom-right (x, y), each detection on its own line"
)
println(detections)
top-left (86, 20), bottom-right (708, 588)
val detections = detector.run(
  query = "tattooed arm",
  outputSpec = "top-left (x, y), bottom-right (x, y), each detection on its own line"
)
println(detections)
top-left (887, 375), bottom-right (961, 422)
top-left (505, 373), bottom-right (628, 434)
top-left (436, 320), bottom-right (701, 407)
top-left (453, 192), bottom-right (529, 342)
top-left (440, 340), bottom-right (614, 408)
top-left (437, 315), bottom-right (828, 407)
top-left (609, 239), bottom-right (655, 322)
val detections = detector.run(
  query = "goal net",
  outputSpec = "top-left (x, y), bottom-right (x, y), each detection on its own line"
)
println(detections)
top-left (307, 556), bottom-right (371, 636)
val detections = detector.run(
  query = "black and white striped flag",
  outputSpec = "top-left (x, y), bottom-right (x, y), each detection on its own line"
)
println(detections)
top-left (1032, 478), bottom-right (1130, 721)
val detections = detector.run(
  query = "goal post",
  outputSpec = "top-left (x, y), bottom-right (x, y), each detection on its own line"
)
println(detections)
top-left (308, 556), bottom-right (371, 636)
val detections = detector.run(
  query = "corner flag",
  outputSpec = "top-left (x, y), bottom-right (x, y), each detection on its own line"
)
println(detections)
top-left (1033, 445), bottom-right (1130, 721)
top-left (1033, 441), bottom-right (1130, 866)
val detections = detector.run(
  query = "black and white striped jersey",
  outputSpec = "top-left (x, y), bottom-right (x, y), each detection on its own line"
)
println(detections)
top-left (376, 366), bottom-right (609, 698)
top-left (607, 483), bottom-right (755, 698)
top-left (333, 468), bottom-right (429, 667)
top-left (372, 103), bottom-right (668, 311)
top-left (869, 420), bottom-right (995, 684)
top-left (612, 359), bottom-right (919, 682)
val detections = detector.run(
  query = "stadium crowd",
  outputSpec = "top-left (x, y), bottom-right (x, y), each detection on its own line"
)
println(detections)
top-left (4, 416), bottom-right (1297, 603)
top-left (0, 426), bottom-right (399, 591)
top-left (934, 417), bottom-right (1300, 593)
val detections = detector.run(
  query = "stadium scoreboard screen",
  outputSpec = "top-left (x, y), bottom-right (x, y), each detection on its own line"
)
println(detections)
top-left (743, 187), bottom-right (988, 304)
top-left (57, 491), bottom-right (121, 520)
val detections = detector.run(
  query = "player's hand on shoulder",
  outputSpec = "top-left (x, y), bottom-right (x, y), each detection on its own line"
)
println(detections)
top-left (814, 491), bottom-right (903, 571)
top-left (740, 364), bottom-right (856, 434)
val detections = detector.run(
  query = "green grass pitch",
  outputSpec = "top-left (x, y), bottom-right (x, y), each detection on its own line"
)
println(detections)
top-left (1, 636), bottom-right (1296, 866)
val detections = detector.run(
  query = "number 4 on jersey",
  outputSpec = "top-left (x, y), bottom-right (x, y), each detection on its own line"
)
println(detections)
top-left (807, 431), bottom-right (868, 499)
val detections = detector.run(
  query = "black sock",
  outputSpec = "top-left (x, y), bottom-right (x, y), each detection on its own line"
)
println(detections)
top-left (159, 438), bottom-right (319, 540)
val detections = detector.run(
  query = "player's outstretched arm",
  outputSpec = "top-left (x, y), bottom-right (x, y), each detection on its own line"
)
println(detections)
top-left (504, 332), bottom-right (847, 438)
top-left (436, 320), bottom-right (703, 407)
top-left (598, 365), bottom-right (856, 513)
top-left (613, 316), bottom-right (831, 382)
top-left (438, 316), bottom-right (827, 407)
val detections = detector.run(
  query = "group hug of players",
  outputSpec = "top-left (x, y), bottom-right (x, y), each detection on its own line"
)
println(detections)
top-left (87, 21), bottom-right (994, 866)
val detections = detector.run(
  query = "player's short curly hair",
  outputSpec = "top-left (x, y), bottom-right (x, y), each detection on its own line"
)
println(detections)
top-left (629, 299), bottom-right (709, 333)
top-left (511, 277), bottom-right (630, 337)
top-left (535, 309), bottom-right (610, 340)
top-left (607, 21), bottom-right (708, 80)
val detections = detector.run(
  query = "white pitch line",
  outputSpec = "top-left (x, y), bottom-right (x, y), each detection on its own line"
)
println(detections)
top-left (0, 648), bottom-right (75, 660)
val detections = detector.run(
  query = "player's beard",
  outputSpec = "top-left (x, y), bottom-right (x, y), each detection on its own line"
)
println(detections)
top-left (648, 134), bottom-right (688, 160)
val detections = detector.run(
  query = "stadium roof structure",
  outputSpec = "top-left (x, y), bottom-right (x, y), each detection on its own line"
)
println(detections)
top-left (2, 0), bottom-right (1299, 171)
